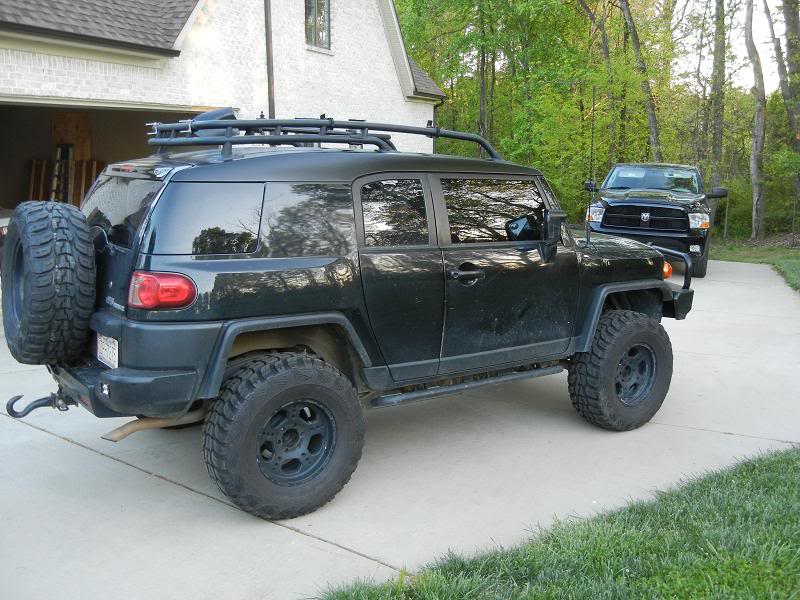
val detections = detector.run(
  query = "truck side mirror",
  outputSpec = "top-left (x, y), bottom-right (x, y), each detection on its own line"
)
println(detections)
top-left (707, 187), bottom-right (728, 198)
top-left (583, 180), bottom-right (597, 192)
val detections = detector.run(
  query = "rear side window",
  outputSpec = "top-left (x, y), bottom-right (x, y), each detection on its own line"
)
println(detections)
top-left (82, 175), bottom-right (164, 248)
top-left (441, 178), bottom-right (545, 244)
top-left (142, 182), bottom-right (263, 255)
top-left (261, 183), bottom-right (355, 257)
top-left (360, 179), bottom-right (428, 247)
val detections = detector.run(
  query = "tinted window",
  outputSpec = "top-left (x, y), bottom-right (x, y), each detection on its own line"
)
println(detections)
top-left (361, 179), bottom-right (428, 247)
top-left (441, 179), bottom-right (545, 244)
top-left (142, 182), bottom-right (263, 255)
top-left (604, 166), bottom-right (700, 193)
top-left (82, 175), bottom-right (164, 248)
top-left (261, 183), bottom-right (355, 257)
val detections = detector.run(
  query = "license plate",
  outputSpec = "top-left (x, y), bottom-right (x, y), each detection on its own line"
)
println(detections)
top-left (96, 334), bottom-right (119, 369)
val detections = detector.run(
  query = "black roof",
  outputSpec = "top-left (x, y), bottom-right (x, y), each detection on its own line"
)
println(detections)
top-left (408, 57), bottom-right (445, 99)
top-left (115, 148), bottom-right (540, 183)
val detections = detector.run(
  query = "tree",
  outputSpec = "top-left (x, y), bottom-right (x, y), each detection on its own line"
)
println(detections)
top-left (619, 0), bottom-right (663, 162)
top-left (745, 0), bottom-right (767, 239)
top-left (709, 0), bottom-right (726, 188)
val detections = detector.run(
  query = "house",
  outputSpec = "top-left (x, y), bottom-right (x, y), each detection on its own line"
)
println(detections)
top-left (0, 0), bottom-right (445, 208)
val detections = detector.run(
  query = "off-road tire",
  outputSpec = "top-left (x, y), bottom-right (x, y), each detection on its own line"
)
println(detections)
top-left (1, 201), bottom-right (95, 364)
top-left (568, 310), bottom-right (672, 431)
top-left (203, 353), bottom-right (364, 519)
top-left (691, 241), bottom-right (709, 278)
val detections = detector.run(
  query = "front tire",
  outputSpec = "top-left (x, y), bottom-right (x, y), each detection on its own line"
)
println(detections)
top-left (203, 353), bottom-right (364, 519)
top-left (568, 310), bottom-right (673, 431)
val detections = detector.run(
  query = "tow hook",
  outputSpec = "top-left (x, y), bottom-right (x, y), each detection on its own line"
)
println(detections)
top-left (6, 392), bottom-right (76, 419)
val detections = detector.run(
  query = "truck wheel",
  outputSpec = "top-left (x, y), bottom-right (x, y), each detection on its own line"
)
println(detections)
top-left (691, 242), bottom-right (709, 278)
top-left (1, 201), bottom-right (95, 364)
top-left (568, 310), bottom-right (672, 431)
top-left (203, 353), bottom-right (364, 519)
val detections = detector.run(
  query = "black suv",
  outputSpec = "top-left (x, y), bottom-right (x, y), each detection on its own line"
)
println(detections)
top-left (3, 112), bottom-right (693, 519)
top-left (584, 163), bottom-right (728, 277)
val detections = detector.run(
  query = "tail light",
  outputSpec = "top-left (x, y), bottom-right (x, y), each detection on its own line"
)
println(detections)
top-left (662, 261), bottom-right (673, 279)
top-left (128, 271), bottom-right (196, 309)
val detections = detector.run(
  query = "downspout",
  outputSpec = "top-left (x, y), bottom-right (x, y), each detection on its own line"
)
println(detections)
top-left (433, 96), bottom-right (445, 154)
top-left (264, 0), bottom-right (276, 118)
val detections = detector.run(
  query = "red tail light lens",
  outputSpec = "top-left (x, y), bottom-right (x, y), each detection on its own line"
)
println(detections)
top-left (128, 271), bottom-right (196, 309)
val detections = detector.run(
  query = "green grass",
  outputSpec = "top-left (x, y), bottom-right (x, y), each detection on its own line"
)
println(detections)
top-left (710, 241), bottom-right (800, 291)
top-left (324, 448), bottom-right (800, 600)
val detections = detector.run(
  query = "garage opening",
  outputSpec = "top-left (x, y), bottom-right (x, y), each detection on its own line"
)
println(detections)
top-left (0, 105), bottom-right (200, 211)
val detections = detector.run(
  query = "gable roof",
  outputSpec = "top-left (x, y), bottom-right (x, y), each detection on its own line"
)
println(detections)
top-left (0, 0), bottom-right (200, 56)
top-left (408, 56), bottom-right (445, 99)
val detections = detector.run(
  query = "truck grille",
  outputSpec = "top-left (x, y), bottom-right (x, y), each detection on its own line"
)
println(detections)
top-left (602, 205), bottom-right (688, 231)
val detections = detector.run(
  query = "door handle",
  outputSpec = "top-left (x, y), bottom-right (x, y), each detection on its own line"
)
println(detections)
top-left (448, 266), bottom-right (485, 283)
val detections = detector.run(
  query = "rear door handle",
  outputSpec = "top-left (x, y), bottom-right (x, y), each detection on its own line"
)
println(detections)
top-left (447, 267), bottom-right (485, 282)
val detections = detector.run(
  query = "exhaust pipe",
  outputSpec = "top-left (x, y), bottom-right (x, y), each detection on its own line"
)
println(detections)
top-left (101, 406), bottom-right (208, 442)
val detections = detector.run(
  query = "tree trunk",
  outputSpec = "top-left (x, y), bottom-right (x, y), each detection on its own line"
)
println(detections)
top-left (620, 0), bottom-right (663, 162)
top-left (478, 9), bottom-right (488, 157)
top-left (745, 0), bottom-right (767, 240)
top-left (783, 0), bottom-right (800, 148)
top-left (618, 22), bottom-right (629, 163)
top-left (710, 0), bottom-right (726, 188)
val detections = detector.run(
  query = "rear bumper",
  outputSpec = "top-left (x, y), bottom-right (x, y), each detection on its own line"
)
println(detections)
top-left (50, 310), bottom-right (223, 418)
top-left (588, 222), bottom-right (708, 255)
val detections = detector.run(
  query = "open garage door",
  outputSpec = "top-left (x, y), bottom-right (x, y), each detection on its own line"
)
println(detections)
top-left (0, 105), bottom-right (201, 210)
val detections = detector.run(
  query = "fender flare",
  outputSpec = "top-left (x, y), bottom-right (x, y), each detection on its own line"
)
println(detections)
top-left (573, 279), bottom-right (672, 353)
top-left (197, 312), bottom-right (372, 398)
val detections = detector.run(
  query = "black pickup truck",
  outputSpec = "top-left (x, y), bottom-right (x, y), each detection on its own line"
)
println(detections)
top-left (3, 111), bottom-right (694, 519)
top-left (585, 163), bottom-right (728, 277)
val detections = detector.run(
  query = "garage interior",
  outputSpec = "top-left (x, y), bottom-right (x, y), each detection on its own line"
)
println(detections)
top-left (0, 105), bottom-right (198, 210)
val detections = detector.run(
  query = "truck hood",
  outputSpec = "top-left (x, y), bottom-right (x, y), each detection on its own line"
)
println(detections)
top-left (598, 188), bottom-right (709, 212)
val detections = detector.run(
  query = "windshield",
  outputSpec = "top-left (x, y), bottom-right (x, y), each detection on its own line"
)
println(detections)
top-left (603, 166), bottom-right (700, 194)
top-left (81, 175), bottom-right (164, 248)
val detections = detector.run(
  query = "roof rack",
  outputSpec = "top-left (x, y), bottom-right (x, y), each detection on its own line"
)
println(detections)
top-left (147, 109), bottom-right (502, 160)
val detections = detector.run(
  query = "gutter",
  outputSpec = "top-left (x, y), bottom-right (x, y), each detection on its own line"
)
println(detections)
top-left (264, 0), bottom-right (276, 118)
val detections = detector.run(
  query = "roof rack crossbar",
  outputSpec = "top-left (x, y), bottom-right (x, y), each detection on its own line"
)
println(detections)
top-left (147, 117), bottom-right (501, 159)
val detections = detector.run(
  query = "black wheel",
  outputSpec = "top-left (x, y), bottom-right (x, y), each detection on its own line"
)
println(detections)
top-left (568, 310), bottom-right (673, 431)
top-left (203, 353), bottom-right (364, 519)
top-left (1, 201), bottom-right (95, 364)
top-left (691, 240), bottom-right (709, 278)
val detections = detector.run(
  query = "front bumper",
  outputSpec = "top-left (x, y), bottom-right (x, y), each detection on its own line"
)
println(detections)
top-left (587, 221), bottom-right (708, 255)
top-left (50, 311), bottom-right (223, 418)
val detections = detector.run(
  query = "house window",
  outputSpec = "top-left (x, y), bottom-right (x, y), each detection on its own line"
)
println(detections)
top-left (305, 0), bottom-right (331, 49)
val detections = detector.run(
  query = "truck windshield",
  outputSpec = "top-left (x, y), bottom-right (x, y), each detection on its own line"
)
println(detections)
top-left (603, 166), bottom-right (700, 194)
top-left (81, 175), bottom-right (164, 248)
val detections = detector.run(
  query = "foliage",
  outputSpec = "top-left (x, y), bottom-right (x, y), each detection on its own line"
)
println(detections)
top-left (395, 0), bottom-right (799, 236)
top-left (323, 448), bottom-right (800, 598)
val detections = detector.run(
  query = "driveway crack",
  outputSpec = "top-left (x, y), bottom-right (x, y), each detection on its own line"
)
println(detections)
top-left (1, 413), bottom-right (405, 575)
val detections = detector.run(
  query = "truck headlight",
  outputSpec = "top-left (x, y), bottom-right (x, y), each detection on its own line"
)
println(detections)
top-left (688, 213), bottom-right (710, 229)
top-left (587, 205), bottom-right (605, 222)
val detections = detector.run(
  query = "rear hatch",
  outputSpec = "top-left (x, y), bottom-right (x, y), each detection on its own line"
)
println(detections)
top-left (81, 158), bottom-right (185, 312)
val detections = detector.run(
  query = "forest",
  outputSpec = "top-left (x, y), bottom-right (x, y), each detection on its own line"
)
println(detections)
top-left (396, 0), bottom-right (800, 240)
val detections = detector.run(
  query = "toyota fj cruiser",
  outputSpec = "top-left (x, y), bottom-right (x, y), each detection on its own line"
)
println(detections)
top-left (584, 163), bottom-right (728, 278)
top-left (3, 110), bottom-right (694, 519)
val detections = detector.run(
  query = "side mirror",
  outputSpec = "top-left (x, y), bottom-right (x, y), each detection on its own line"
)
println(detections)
top-left (545, 209), bottom-right (567, 244)
top-left (583, 180), bottom-right (597, 192)
top-left (707, 187), bottom-right (728, 198)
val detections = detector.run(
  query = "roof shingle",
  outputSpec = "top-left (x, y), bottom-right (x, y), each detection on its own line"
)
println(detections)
top-left (408, 56), bottom-right (446, 99)
top-left (0, 0), bottom-right (199, 54)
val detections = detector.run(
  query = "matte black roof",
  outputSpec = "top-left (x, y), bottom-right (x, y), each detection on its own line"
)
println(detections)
top-left (0, 0), bottom-right (198, 55)
top-left (141, 148), bottom-right (541, 183)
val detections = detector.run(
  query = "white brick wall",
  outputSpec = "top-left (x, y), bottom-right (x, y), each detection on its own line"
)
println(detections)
top-left (0, 0), bottom-right (435, 152)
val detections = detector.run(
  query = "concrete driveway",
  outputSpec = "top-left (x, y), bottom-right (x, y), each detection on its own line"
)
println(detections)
top-left (1, 260), bottom-right (798, 599)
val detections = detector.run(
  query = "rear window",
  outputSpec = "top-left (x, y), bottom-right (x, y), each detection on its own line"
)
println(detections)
top-left (141, 182), bottom-right (264, 255)
top-left (82, 175), bottom-right (164, 248)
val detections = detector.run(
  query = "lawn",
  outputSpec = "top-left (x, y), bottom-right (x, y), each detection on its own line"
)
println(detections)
top-left (325, 448), bottom-right (800, 599)
top-left (710, 238), bottom-right (800, 291)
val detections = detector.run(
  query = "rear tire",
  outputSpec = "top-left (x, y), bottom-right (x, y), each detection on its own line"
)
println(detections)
top-left (1, 201), bottom-right (95, 364)
top-left (203, 353), bottom-right (364, 519)
top-left (568, 310), bottom-right (672, 431)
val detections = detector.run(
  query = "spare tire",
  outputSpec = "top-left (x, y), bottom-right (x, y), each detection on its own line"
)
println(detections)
top-left (2, 201), bottom-right (95, 364)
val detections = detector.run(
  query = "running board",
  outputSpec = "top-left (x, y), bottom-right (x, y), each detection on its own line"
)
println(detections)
top-left (370, 365), bottom-right (564, 409)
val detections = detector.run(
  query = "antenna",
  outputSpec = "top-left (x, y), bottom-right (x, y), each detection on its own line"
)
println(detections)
top-left (586, 84), bottom-right (596, 245)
